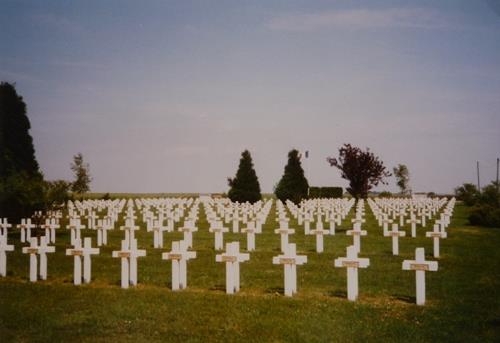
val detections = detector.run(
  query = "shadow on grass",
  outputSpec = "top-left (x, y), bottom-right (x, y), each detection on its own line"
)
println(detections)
top-left (209, 284), bottom-right (226, 292)
top-left (391, 294), bottom-right (416, 304)
top-left (326, 289), bottom-right (347, 299)
top-left (265, 286), bottom-right (284, 295)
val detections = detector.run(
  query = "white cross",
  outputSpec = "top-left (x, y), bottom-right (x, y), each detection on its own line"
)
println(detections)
top-left (0, 218), bottom-right (12, 237)
top-left (351, 216), bottom-right (365, 226)
top-left (0, 233), bottom-right (14, 277)
top-left (37, 236), bottom-right (56, 280)
top-left (216, 242), bottom-right (250, 294)
top-left (22, 236), bottom-right (55, 281)
top-left (178, 220), bottom-right (198, 248)
top-left (241, 221), bottom-right (258, 251)
top-left (162, 240), bottom-right (196, 290)
top-left (95, 218), bottom-right (113, 246)
top-left (309, 227), bottom-right (330, 253)
top-left (274, 225), bottom-right (295, 253)
top-left (86, 211), bottom-right (98, 230)
top-left (232, 212), bottom-right (240, 233)
top-left (402, 247), bottom-right (438, 305)
top-left (384, 223), bottom-right (406, 255)
top-left (334, 245), bottom-right (370, 301)
top-left (112, 238), bottom-right (146, 288)
top-left (406, 215), bottom-right (421, 238)
top-left (67, 218), bottom-right (85, 246)
top-left (209, 220), bottom-right (229, 250)
top-left (421, 212), bottom-right (427, 227)
top-left (381, 215), bottom-right (393, 236)
top-left (22, 237), bottom-right (40, 282)
top-left (272, 243), bottom-right (307, 296)
top-left (346, 224), bottom-right (367, 253)
top-left (303, 217), bottom-right (311, 235)
top-left (328, 215), bottom-right (338, 235)
top-left (150, 219), bottom-right (168, 248)
top-left (425, 224), bottom-right (447, 258)
top-left (41, 218), bottom-right (60, 243)
top-left (17, 218), bottom-right (36, 243)
top-left (66, 237), bottom-right (100, 285)
top-left (119, 221), bottom-right (140, 246)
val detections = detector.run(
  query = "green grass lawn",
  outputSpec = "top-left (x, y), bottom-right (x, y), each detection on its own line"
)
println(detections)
top-left (1, 201), bottom-right (499, 342)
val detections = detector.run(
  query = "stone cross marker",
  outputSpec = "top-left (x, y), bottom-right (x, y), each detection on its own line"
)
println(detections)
top-left (178, 221), bottom-right (198, 248)
top-left (215, 242), bottom-right (250, 294)
top-left (112, 239), bottom-right (146, 289)
top-left (119, 222), bottom-right (140, 246)
top-left (150, 219), bottom-right (168, 249)
top-left (162, 240), bottom-right (196, 290)
top-left (22, 236), bottom-right (55, 282)
top-left (274, 225), bottom-right (295, 253)
top-left (402, 247), bottom-right (438, 305)
top-left (67, 219), bottom-right (85, 246)
top-left (272, 243), bottom-right (307, 297)
top-left (241, 221), bottom-right (258, 251)
top-left (95, 219), bottom-right (112, 246)
top-left (0, 233), bottom-right (14, 277)
top-left (381, 215), bottom-right (393, 236)
top-left (42, 218), bottom-right (59, 244)
top-left (384, 223), bottom-right (406, 255)
top-left (407, 215), bottom-right (421, 238)
top-left (309, 227), bottom-right (330, 253)
top-left (0, 218), bottom-right (12, 237)
top-left (334, 245), bottom-right (370, 301)
top-left (37, 236), bottom-right (56, 280)
top-left (66, 237), bottom-right (100, 285)
top-left (209, 221), bottom-right (229, 251)
top-left (425, 224), bottom-right (447, 258)
top-left (17, 218), bottom-right (36, 243)
top-left (346, 224), bottom-right (367, 253)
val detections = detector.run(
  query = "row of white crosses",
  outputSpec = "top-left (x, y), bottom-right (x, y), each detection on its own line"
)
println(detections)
top-left (203, 199), bottom-right (273, 252)
top-left (278, 198), bottom-right (356, 253)
top-left (369, 197), bottom-right (455, 257)
top-left (347, 200), bottom-right (367, 254)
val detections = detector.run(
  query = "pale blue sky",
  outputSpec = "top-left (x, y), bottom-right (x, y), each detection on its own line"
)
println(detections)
top-left (1, 1), bottom-right (499, 193)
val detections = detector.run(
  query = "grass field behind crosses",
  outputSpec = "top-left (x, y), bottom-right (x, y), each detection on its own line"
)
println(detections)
top-left (1, 200), bottom-right (499, 342)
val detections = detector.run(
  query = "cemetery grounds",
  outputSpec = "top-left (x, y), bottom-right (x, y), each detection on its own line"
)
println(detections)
top-left (0, 196), bottom-right (499, 342)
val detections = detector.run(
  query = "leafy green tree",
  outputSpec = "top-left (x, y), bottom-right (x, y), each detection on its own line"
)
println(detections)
top-left (44, 180), bottom-right (72, 210)
top-left (71, 153), bottom-right (92, 194)
top-left (393, 164), bottom-right (411, 196)
top-left (469, 181), bottom-right (500, 227)
top-left (0, 82), bottom-right (45, 218)
top-left (275, 149), bottom-right (309, 204)
top-left (227, 150), bottom-right (261, 203)
top-left (327, 144), bottom-right (390, 199)
top-left (454, 183), bottom-right (479, 206)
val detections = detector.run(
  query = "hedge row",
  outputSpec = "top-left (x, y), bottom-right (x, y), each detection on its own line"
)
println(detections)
top-left (309, 187), bottom-right (343, 199)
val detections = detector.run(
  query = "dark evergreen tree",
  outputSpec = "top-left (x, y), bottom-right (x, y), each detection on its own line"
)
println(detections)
top-left (227, 150), bottom-right (261, 203)
top-left (0, 82), bottom-right (40, 178)
top-left (275, 149), bottom-right (309, 204)
top-left (0, 82), bottom-right (45, 218)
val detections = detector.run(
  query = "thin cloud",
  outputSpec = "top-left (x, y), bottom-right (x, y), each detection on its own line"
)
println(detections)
top-left (266, 8), bottom-right (453, 32)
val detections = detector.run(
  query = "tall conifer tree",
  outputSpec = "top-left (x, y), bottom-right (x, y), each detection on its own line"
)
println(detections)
top-left (0, 82), bottom-right (40, 178)
top-left (0, 82), bottom-right (44, 218)
top-left (275, 149), bottom-right (309, 204)
top-left (227, 150), bottom-right (261, 203)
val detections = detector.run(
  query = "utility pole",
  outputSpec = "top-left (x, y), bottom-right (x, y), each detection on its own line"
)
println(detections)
top-left (477, 161), bottom-right (481, 193)
top-left (496, 158), bottom-right (499, 192)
